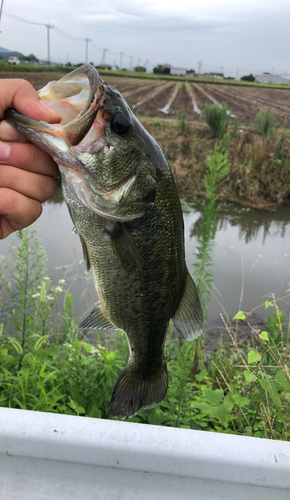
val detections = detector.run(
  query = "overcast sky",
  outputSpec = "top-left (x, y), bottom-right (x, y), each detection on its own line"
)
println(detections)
top-left (1, 0), bottom-right (290, 77)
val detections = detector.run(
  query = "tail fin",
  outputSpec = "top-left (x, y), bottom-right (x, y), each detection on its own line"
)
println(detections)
top-left (109, 363), bottom-right (168, 420)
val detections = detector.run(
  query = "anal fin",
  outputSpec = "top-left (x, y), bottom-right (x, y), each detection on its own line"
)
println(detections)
top-left (79, 302), bottom-right (117, 330)
top-left (172, 271), bottom-right (203, 341)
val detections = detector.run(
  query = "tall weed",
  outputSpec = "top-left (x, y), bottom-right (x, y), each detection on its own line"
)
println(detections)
top-left (252, 107), bottom-right (277, 140)
top-left (204, 102), bottom-right (230, 138)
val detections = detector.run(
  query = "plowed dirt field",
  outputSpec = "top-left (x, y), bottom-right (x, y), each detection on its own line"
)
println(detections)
top-left (2, 71), bottom-right (290, 126)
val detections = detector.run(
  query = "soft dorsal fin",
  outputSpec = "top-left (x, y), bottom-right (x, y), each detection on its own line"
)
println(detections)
top-left (79, 302), bottom-right (117, 330)
top-left (172, 272), bottom-right (203, 341)
top-left (108, 222), bottom-right (142, 272)
top-left (78, 234), bottom-right (91, 273)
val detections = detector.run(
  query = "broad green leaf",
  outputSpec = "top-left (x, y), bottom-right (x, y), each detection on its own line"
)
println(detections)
top-left (76, 340), bottom-right (93, 353)
top-left (148, 413), bottom-right (166, 425)
top-left (9, 338), bottom-right (23, 355)
top-left (232, 311), bottom-right (246, 320)
top-left (265, 300), bottom-right (272, 309)
top-left (203, 388), bottom-right (224, 406)
top-left (211, 402), bottom-right (233, 426)
top-left (0, 323), bottom-right (3, 336)
top-left (244, 371), bottom-right (257, 383)
top-left (195, 369), bottom-right (208, 381)
top-left (232, 394), bottom-right (250, 408)
top-left (88, 406), bottom-right (102, 418)
top-left (259, 331), bottom-right (269, 341)
top-left (275, 370), bottom-right (290, 391)
top-left (260, 378), bottom-right (281, 407)
top-left (68, 400), bottom-right (86, 415)
top-left (191, 402), bottom-right (212, 415)
top-left (248, 350), bottom-right (261, 364)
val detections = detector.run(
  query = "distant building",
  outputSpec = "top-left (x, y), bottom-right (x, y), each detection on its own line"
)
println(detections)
top-left (255, 74), bottom-right (290, 84)
top-left (170, 67), bottom-right (187, 76)
top-left (8, 56), bottom-right (20, 65)
top-left (204, 72), bottom-right (224, 79)
top-left (98, 64), bottom-right (112, 70)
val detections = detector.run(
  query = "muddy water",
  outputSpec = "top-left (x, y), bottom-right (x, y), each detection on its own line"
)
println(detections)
top-left (1, 196), bottom-right (290, 329)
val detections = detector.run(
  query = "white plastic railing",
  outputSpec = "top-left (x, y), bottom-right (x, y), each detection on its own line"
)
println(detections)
top-left (0, 407), bottom-right (289, 499)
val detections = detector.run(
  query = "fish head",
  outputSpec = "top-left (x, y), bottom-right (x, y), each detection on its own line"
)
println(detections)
top-left (5, 64), bottom-right (166, 221)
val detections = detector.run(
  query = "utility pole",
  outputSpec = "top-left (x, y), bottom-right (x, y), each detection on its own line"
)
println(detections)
top-left (120, 52), bottom-right (123, 69)
top-left (101, 48), bottom-right (108, 66)
top-left (144, 59), bottom-right (148, 72)
top-left (85, 38), bottom-right (91, 64)
top-left (45, 23), bottom-right (54, 64)
top-left (198, 60), bottom-right (202, 74)
top-left (130, 56), bottom-right (133, 70)
top-left (272, 66), bottom-right (275, 75)
top-left (0, 0), bottom-right (4, 32)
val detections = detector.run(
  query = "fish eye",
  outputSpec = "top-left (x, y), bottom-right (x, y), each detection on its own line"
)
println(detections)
top-left (111, 113), bottom-right (131, 136)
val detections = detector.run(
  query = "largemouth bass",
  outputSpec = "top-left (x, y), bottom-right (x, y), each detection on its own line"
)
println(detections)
top-left (6, 65), bottom-right (203, 419)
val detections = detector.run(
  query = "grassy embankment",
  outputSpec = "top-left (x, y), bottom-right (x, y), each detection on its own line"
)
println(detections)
top-left (141, 107), bottom-right (290, 210)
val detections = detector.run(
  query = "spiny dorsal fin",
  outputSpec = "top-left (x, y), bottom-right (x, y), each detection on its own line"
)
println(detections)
top-left (78, 234), bottom-right (90, 273)
top-left (109, 222), bottom-right (142, 272)
top-left (172, 271), bottom-right (203, 341)
top-left (79, 302), bottom-right (117, 330)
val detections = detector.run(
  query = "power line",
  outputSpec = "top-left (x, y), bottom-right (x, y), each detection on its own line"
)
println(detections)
top-left (4, 10), bottom-right (46, 26)
top-left (54, 27), bottom-right (84, 41)
top-left (2, 9), bottom-right (155, 70)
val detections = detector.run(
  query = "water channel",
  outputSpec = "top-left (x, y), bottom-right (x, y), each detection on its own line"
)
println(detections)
top-left (1, 194), bottom-right (290, 331)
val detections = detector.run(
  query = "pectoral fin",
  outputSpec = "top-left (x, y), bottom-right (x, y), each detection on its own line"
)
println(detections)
top-left (172, 272), bottom-right (203, 341)
top-left (108, 222), bottom-right (142, 272)
top-left (79, 302), bottom-right (117, 330)
top-left (79, 234), bottom-right (91, 273)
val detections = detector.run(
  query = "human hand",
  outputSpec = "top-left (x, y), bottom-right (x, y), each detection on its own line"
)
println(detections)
top-left (0, 78), bottom-right (62, 239)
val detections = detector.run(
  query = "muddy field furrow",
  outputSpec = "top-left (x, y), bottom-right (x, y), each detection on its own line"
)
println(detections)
top-left (121, 81), bottom-right (164, 101)
top-left (134, 84), bottom-right (176, 116)
top-left (219, 85), bottom-right (290, 116)
top-left (198, 85), bottom-right (249, 118)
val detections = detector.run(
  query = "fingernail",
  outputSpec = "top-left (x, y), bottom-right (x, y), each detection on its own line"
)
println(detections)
top-left (0, 141), bottom-right (11, 160)
top-left (39, 99), bottom-right (59, 117)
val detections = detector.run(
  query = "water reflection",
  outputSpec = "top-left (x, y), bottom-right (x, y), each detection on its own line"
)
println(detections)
top-left (1, 189), bottom-right (290, 328)
top-left (184, 202), bottom-right (290, 328)
top-left (190, 201), bottom-right (290, 244)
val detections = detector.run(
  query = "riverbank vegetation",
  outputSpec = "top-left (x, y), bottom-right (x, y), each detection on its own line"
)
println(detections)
top-left (0, 225), bottom-right (289, 440)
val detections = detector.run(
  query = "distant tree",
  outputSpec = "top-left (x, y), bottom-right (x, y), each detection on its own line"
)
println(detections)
top-left (134, 65), bottom-right (146, 73)
top-left (76, 62), bottom-right (85, 67)
top-left (263, 72), bottom-right (270, 74)
top-left (241, 74), bottom-right (255, 82)
top-left (186, 69), bottom-right (195, 74)
top-left (26, 53), bottom-right (39, 63)
top-left (153, 64), bottom-right (170, 75)
top-left (66, 62), bottom-right (72, 67)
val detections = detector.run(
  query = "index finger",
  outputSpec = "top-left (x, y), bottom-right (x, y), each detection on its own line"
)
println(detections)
top-left (0, 79), bottom-right (61, 123)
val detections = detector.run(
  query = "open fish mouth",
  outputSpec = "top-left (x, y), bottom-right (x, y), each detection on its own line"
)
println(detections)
top-left (5, 64), bottom-right (157, 222)
top-left (6, 64), bottom-right (106, 149)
